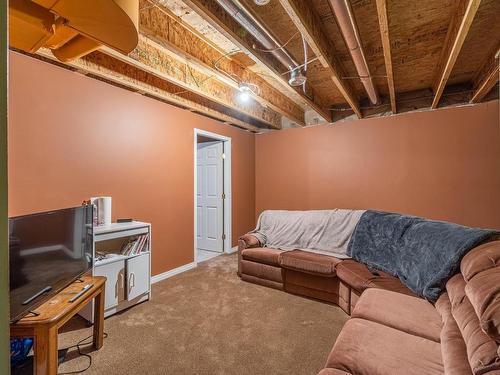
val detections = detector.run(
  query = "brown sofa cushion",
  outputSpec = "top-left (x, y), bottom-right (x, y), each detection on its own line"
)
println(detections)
top-left (336, 259), bottom-right (414, 295)
top-left (279, 250), bottom-right (341, 276)
top-left (435, 293), bottom-right (473, 375)
top-left (447, 274), bottom-right (500, 374)
top-left (240, 260), bottom-right (283, 283)
top-left (460, 240), bottom-right (500, 342)
top-left (285, 283), bottom-right (341, 305)
top-left (352, 288), bottom-right (441, 342)
top-left (461, 240), bottom-right (500, 282)
top-left (335, 260), bottom-right (379, 290)
top-left (240, 274), bottom-right (282, 290)
top-left (241, 247), bottom-right (283, 267)
top-left (283, 269), bottom-right (339, 294)
top-left (465, 268), bottom-right (500, 342)
top-left (324, 318), bottom-right (443, 375)
top-left (367, 277), bottom-right (416, 296)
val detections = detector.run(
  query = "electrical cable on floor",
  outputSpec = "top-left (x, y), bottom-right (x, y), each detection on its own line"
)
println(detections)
top-left (57, 332), bottom-right (108, 375)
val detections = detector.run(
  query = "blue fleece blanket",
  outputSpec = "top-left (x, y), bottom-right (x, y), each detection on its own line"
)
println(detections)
top-left (347, 211), bottom-right (498, 301)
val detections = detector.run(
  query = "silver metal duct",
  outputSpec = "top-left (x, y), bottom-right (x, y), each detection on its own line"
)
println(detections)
top-left (215, 0), bottom-right (299, 74)
top-left (329, 0), bottom-right (379, 105)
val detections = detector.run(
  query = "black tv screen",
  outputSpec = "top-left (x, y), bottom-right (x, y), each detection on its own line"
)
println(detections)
top-left (9, 206), bottom-right (93, 322)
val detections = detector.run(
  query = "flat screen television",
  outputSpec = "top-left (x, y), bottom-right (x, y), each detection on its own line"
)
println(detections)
top-left (9, 206), bottom-right (94, 322)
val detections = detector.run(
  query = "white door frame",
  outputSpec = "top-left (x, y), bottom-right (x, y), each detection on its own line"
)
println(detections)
top-left (193, 129), bottom-right (232, 263)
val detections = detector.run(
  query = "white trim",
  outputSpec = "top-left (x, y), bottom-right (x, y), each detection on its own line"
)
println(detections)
top-left (195, 128), bottom-right (231, 142)
top-left (151, 262), bottom-right (197, 284)
top-left (193, 129), bottom-right (232, 263)
top-left (226, 246), bottom-right (238, 254)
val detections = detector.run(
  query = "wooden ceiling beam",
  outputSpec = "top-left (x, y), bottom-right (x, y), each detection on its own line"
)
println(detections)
top-left (139, 2), bottom-right (305, 125)
top-left (375, 0), bottom-right (396, 114)
top-left (431, 0), bottom-right (481, 109)
top-left (182, 0), bottom-right (333, 123)
top-left (35, 48), bottom-right (262, 132)
top-left (470, 46), bottom-right (499, 103)
top-left (278, 0), bottom-right (361, 118)
top-left (101, 37), bottom-right (282, 129)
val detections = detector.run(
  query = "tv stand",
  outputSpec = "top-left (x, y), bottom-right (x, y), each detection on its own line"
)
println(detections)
top-left (10, 276), bottom-right (106, 375)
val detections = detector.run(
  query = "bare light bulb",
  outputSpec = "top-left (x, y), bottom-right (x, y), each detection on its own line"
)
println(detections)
top-left (238, 91), bottom-right (250, 102)
top-left (238, 82), bottom-right (253, 103)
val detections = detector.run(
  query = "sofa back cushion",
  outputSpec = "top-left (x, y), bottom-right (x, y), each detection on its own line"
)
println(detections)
top-left (435, 293), bottom-right (473, 375)
top-left (446, 274), bottom-right (500, 374)
top-left (461, 240), bottom-right (500, 281)
top-left (461, 240), bottom-right (500, 342)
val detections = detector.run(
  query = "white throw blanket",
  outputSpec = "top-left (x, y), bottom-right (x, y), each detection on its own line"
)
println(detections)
top-left (249, 209), bottom-right (366, 259)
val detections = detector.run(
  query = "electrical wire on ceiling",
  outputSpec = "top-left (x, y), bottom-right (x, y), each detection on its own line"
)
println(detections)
top-left (280, 57), bottom-right (320, 75)
top-left (238, 81), bottom-right (260, 95)
top-left (212, 49), bottom-right (242, 84)
top-left (301, 33), bottom-right (308, 93)
top-left (252, 31), bottom-right (300, 53)
top-left (212, 50), bottom-right (261, 100)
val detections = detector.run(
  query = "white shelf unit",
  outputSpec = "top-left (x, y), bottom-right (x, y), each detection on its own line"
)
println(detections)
top-left (80, 221), bottom-right (151, 323)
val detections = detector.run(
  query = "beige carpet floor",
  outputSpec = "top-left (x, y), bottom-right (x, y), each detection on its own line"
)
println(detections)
top-left (57, 254), bottom-right (349, 375)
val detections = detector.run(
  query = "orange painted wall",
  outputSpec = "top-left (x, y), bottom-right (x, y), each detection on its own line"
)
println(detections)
top-left (256, 101), bottom-right (500, 229)
top-left (8, 52), bottom-right (256, 276)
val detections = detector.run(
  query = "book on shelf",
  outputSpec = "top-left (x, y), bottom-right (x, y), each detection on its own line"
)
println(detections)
top-left (120, 234), bottom-right (149, 256)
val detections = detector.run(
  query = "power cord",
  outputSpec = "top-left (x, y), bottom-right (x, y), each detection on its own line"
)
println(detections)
top-left (57, 332), bottom-right (108, 375)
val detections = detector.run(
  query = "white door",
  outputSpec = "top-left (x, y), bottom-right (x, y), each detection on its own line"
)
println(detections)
top-left (197, 141), bottom-right (224, 252)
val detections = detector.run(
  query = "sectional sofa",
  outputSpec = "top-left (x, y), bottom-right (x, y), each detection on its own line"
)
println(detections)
top-left (238, 233), bottom-right (414, 315)
top-left (238, 234), bottom-right (500, 374)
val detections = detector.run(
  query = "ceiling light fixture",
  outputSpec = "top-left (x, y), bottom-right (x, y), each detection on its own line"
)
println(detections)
top-left (253, 0), bottom-right (271, 5)
top-left (288, 68), bottom-right (307, 87)
top-left (237, 82), bottom-right (255, 103)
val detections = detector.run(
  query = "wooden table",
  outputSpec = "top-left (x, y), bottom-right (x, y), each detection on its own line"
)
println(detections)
top-left (10, 276), bottom-right (106, 375)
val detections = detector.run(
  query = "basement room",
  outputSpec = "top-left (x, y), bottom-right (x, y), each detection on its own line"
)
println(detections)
top-left (1, 0), bottom-right (499, 374)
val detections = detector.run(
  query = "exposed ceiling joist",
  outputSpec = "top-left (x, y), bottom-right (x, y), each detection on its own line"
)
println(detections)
top-left (101, 37), bottom-right (282, 129)
top-left (375, 0), bottom-right (396, 114)
top-left (470, 46), bottom-right (499, 103)
top-left (139, 2), bottom-right (305, 125)
top-left (34, 49), bottom-right (261, 132)
top-left (182, 0), bottom-right (334, 123)
top-left (278, 0), bottom-right (361, 118)
top-left (431, 0), bottom-right (481, 109)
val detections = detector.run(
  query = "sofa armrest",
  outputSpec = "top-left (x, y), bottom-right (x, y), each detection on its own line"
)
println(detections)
top-left (237, 234), bottom-right (261, 277)
top-left (238, 234), bottom-right (261, 250)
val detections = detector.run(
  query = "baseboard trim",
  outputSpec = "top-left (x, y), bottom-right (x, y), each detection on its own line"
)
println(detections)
top-left (151, 262), bottom-right (197, 284)
top-left (226, 246), bottom-right (238, 254)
